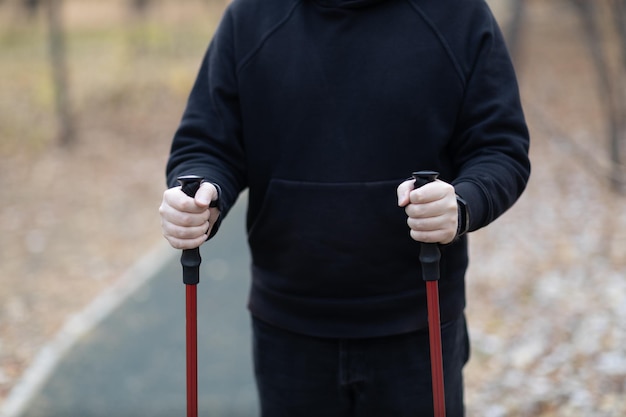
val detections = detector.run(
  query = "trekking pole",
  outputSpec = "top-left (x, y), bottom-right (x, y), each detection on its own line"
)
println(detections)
top-left (412, 171), bottom-right (446, 417)
top-left (177, 175), bottom-right (204, 417)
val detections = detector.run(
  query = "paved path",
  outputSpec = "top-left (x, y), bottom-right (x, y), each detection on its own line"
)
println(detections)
top-left (21, 199), bottom-right (259, 417)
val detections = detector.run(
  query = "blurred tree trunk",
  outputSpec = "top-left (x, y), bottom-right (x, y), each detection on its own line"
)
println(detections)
top-left (22, 0), bottom-right (40, 16)
top-left (45, 0), bottom-right (75, 146)
top-left (505, 0), bottom-right (526, 63)
top-left (571, 0), bottom-right (625, 192)
top-left (127, 0), bottom-right (152, 54)
top-left (505, 0), bottom-right (625, 192)
top-left (611, 0), bottom-right (626, 191)
top-left (130, 0), bottom-right (150, 15)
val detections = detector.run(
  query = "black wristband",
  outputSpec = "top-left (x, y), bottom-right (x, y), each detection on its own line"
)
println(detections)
top-left (456, 194), bottom-right (470, 237)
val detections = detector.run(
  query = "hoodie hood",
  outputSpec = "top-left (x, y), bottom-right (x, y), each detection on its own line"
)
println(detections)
top-left (313, 0), bottom-right (386, 9)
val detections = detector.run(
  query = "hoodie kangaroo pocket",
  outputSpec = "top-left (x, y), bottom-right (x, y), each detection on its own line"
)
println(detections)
top-left (247, 178), bottom-right (419, 298)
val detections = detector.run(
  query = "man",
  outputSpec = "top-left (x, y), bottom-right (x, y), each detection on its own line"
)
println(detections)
top-left (159, 0), bottom-right (530, 415)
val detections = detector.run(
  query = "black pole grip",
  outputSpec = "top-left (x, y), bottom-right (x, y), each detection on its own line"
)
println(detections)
top-left (412, 171), bottom-right (441, 282)
top-left (412, 170), bottom-right (439, 188)
top-left (178, 175), bottom-right (203, 286)
top-left (178, 175), bottom-right (204, 199)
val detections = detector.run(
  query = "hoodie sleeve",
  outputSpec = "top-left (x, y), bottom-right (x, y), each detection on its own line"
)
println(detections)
top-left (166, 8), bottom-right (247, 225)
top-left (448, 5), bottom-right (531, 233)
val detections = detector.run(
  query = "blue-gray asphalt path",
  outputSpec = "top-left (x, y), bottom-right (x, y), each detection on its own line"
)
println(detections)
top-left (22, 198), bottom-right (259, 417)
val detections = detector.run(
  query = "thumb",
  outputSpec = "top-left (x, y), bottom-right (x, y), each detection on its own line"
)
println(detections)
top-left (195, 182), bottom-right (218, 207)
top-left (397, 179), bottom-right (414, 207)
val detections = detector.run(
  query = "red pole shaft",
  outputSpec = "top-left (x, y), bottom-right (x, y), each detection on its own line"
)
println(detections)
top-left (412, 171), bottom-right (446, 417)
top-left (186, 285), bottom-right (198, 417)
top-left (177, 176), bottom-right (204, 417)
top-left (426, 281), bottom-right (445, 417)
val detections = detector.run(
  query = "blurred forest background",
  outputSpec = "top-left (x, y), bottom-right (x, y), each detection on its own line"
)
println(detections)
top-left (0, 0), bottom-right (625, 416)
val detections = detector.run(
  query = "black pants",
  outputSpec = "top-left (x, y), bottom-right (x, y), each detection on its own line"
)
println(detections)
top-left (252, 315), bottom-right (470, 417)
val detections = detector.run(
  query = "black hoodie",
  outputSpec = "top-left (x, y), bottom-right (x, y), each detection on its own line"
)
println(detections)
top-left (166, 0), bottom-right (531, 338)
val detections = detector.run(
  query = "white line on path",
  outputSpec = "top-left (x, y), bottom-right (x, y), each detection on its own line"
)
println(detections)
top-left (0, 241), bottom-right (177, 417)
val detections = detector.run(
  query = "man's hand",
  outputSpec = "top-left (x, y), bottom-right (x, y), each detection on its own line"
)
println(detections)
top-left (397, 179), bottom-right (458, 245)
top-left (159, 182), bottom-right (221, 249)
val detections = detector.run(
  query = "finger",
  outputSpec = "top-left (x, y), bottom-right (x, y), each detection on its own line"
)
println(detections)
top-left (408, 182), bottom-right (441, 204)
top-left (409, 180), bottom-right (456, 205)
top-left (160, 201), bottom-right (210, 227)
top-left (164, 187), bottom-right (208, 214)
top-left (195, 182), bottom-right (219, 208)
top-left (208, 206), bottom-right (221, 222)
top-left (407, 213), bottom-right (457, 244)
top-left (397, 179), bottom-right (414, 206)
top-left (407, 202), bottom-right (457, 225)
top-left (407, 216), bottom-right (442, 232)
top-left (162, 220), bottom-right (209, 240)
top-left (164, 234), bottom-right (208, 250)
top-left (410, 229), bottom-right (453, 244)
top-left (404, 199), bottom-right (440, 219)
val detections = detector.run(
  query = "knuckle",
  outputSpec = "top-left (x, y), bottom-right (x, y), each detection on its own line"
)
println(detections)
top-left (166, 236), bottom-right (184, 250)
top-left (179, 212), bottom-right (195, 226)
